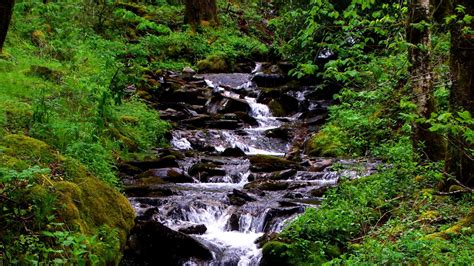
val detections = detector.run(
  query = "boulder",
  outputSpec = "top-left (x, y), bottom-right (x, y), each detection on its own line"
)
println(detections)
top-left (124, 220), bottom-right (213, 265)
top-left (124, 185), bottom-right (174, 197)
top-left (268, 169), bottom-right (297, 180)
top-left (265, 127), bottom-right (291, 140)
top-left (249, 155), bottom-right (298, 172)
top-left (207, 96), bottom-right (251, 115)
top-left (122, 155), bottom-right (179, 172)
top-left (226, 213), bottom-right (240, 231)
top-left (252, 73), bottom-right (287, 87)
top-left (178, 224), bottom-right (207, 235)
top-left (244, 180), bottom-right (289, 191)
top-left (221, 147), bottom-right (246, 157)
top-left (138, 168), bottom-right (194, 183)
top-left (189, 163), bottom-right (226, 181)
top-left (227, 189), bottom-right (257, 206)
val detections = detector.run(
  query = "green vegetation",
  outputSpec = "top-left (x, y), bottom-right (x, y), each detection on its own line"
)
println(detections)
top-left (262, 0), bottom-right (473, 264)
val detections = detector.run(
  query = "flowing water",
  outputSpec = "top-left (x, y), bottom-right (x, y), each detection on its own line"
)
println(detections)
top-left (126, 70), bottom-right (379, 265)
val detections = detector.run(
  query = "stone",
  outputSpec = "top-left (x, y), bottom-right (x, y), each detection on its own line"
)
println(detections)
top-left (221, 147), bottom-right (246, 157)
top-left (227, 189), bottom-right (257, 206)
top-left (243, 180), bottom-right (289, 191)
top-left (124, 220), bottom-right (213, 265)
top-left (123, 155), bottom-right (179, 172)
top-left (268, 169), bottom-right (297, 180)
top-left (178, 224), bottom-right (207, 235)
top-left (138, 168), bottom-right (194, 183)
top-left (252, 73), bottom-right (287, 87)
top-left (249, 155), bottom-right (298, 172)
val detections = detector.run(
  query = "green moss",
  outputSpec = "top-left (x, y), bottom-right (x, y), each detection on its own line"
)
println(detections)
top-left (306, 125), bottom-right (346, 157)
top-left (262, 241), bottom-right (291, 265)
top-left (54, 177), bottom-right (135, 245)
top-left (1, 100), bottom-right (33, 133)
top-left (0, 134), bottom-right (60, 167)
top-left (268, 100), bottom-right (286, 117)
top-left (197, 54), bottom-right (229, 73)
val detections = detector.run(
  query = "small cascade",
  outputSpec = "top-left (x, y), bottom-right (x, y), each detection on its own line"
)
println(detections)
top-left (123, 70), bottom-right (379, 265)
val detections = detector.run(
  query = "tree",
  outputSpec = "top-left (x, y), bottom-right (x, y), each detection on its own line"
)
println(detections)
top-left (407, 0), bottom-right (445, 161)
top-left (445, 0), bottom-right (474, 187)
top-left (184, 0), bottom-right (218, 27)
top-left (0, 0), bottom-right (15, 53)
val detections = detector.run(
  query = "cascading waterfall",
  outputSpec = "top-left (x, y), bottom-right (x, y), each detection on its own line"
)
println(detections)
top-left (126, 69), bottom-right (379, 265)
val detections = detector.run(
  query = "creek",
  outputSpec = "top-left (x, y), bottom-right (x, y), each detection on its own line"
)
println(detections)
top-left (121, 65), bottom-right (379, 265)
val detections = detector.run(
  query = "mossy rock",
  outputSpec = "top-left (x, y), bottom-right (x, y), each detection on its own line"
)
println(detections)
top-left (0, 134), bottom-right (135, 263)
top-left (1, 100), bottom-right (33, 133)
top-left (305, 125), bottom-right (346, 157)
top-left (197, 54), bottom-right (229, 73)
top-left (0, 134), bottom-right (60, 168)
top-left (54, 177), bottom-right (135, 244)
top-left (268, 99), bottom-right (286, 117)
top-left (249, 155), bottom-right (298, 172)
top-left (28, 65), bottom-right (63, 83)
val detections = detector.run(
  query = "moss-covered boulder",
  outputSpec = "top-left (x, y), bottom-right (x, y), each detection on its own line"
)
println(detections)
top-left (197, 54), bottom-right (229, 73)
top-left (0, 134), bottom-right (135, 263)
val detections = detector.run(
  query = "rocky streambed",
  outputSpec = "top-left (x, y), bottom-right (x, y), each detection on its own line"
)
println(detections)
top-left (120, 64), bottom-right (379, 265)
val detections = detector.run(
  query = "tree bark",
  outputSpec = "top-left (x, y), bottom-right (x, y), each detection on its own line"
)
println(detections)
top-left (0, 0), bottom-right (15, 53)
top-left (184, 0), bottom-right (218, 27)
top-left (407, 0), bottom-right (446, 161)
top-left (445, 0), bottom-right (474, 187)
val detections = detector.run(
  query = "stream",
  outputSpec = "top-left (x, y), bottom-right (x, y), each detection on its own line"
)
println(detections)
top-left (121, 65), bottom-right (379, 265)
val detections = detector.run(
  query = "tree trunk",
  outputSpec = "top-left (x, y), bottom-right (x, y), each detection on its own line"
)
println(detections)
top-left (184, 0), bottom-right (218, 27)
top-left (407, 0), bottom-right (446, 161)
top-left (445, 0), bottom-right (474, 187)
top-left (0, 0), bottom-right (15, 53)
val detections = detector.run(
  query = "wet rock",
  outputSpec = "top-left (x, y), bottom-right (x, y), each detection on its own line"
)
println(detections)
top-left (178, 224), bottom-right (207, 235)
top-left (268, 169), bottom-right (297, 180)
top-left (221, 147), bottom-right (246, 157)
top-left (252, 73), bottom-right (287, 87)
top-left (257, 89), bottom-right (299, 116)
top-left (182, 66), bottom-right (196, 80)
top-left (124, 220), bottom-right (213, 265)
top-left (244, 180), bottom-right (289, 191)
top-left (140, 168), bottom-right (194, 183)
top-left (304, 114), bottom-right (327, 126)
top-left (159, 108), bottom-right (189, 121)
top-left (234, 111), bottom-right (259, 126)
top-left (283, 192), bottom-right (304, 199)
top-left (118, 163), bottom-right (143, 176)
top-left (265, 127), bottom-right (291, 140)
top-left (249, 155), bottom-right (298, 172)
top-left (310, 186), bottom-right (330, 197)
top-left (227, 189), bottom-right (256, 206)
top-left (278, 201), bottom-right (299, 207)
top-left (123, 155), bottom-right (179, 172)
top-left (124, 185), bottom-right (174, 197)
top-left (205, 119), bottom-right (242, 130)
top-left (255, 232), bottom-right (278, 248)
top-left (207, 96), bottom-right (251, 115)
top-left (262, 207), bottom-right (305, 232)
top-left (137, 207), bottom-right (159, 221)
top-left (309, 159), bottom-right (333, 172)
top-left (226, 213), bottom-right (240, 231)
top-left (189, 163), bottom-right (226, 181)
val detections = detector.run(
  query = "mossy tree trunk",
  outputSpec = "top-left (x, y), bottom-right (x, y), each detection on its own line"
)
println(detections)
top-left (0, 0), bottom-right (15, 53)
top-left (407, 0), bottom-right (445, 161)
top-left (445, 0), bottom-right (474, 187)
top-left (184, 0), bottom-right (218, 27)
